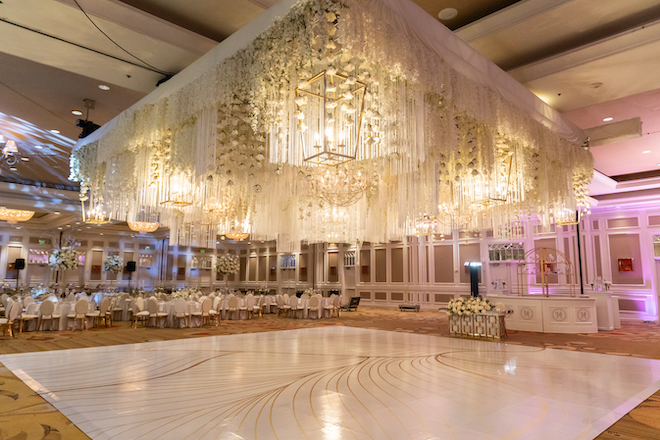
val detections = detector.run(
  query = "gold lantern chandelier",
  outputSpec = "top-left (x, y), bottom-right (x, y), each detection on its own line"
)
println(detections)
top-left (296, 68), bottom-right (367, 167)
top-left (81, 191), bottom-right (111, 225)
top-left (414, 214), bottom-right (438, 236)
top-left (0, 208), bottom-right (35, 224)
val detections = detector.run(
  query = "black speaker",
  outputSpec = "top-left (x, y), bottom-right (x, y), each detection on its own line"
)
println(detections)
top-left (14, 258), bottom-right (25, 270)
top-left (126, 261), bottom-right (137, 272)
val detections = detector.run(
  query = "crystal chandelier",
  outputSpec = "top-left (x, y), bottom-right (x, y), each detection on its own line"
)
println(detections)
top-left (225, 217), bottom-right (251, 241)
top-left (296, 68), bottom-right (366, 166)
top-left (414, 214), bottom-right (438, 236)
top-left (311, 165), bottom-right (371, 207)
top-left (127, 221), bottom-right (159, 233)
top-left (0, 208), bottom-right (35, 224)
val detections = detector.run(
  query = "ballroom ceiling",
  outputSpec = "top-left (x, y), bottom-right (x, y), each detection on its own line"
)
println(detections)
top-left (0, 0), bottom-right (659, 227)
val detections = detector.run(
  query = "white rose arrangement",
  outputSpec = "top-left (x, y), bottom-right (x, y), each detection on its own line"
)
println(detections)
top-left (173, 287), bottom-right (201, 300)
top-left (103, 255), bottom-right (124, 274)
top-left (302, 288), bottom-right (316, 298)
top-left (48, 247), bottom-right (80, 271)
top-left (446, 296), bottom-right (494, 316)
top-left (31, 285), bottom-right (50, 299)
top-left (216, 254), bottom-right (240, 276)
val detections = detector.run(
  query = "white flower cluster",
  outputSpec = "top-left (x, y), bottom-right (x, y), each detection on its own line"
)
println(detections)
top-left (31, 285), bottom-right (50, 299)
top-left (48, 247), bottom-right (80, 271)
top-left (216, 254), bottom-right (240, 276)
top-left (302, 288), bottom-right (317, 298)
top-left (172, 287), bottom-right (201, 300)
top-left (446, 296), bottom-right (494, 316)
top-left (103, 255), bottom-right (124, 274)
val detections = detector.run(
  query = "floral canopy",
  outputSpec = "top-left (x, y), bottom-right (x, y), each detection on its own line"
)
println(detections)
top-left (70, 0), bottom-right (593, 249)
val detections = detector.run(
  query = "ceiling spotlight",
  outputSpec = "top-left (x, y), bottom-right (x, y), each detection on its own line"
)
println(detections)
top-left (35, 145), bottom-right (43, 149)
top-left (9, 167), bottom-right (17, 171)
top-left (590, 82), bottom-right (603, 89)
top-left (58, 227), bottom-right (63, 230)
top-left (98, 84), bottom-right (110, 91)
top-left (72, 110), bottom-right (83, 116)
top-left (643, 150), bottom-right (651, 154)
top-left (53, 211), bottom-right (60, 215)
top-left (602, 117), bottom-right (613, 122)
top-left (438, 7), bottom-right (458, 20)
top-left (20, 157), bottom-right (29, 161)
top-left (50, 129), bottom-right (60, 134)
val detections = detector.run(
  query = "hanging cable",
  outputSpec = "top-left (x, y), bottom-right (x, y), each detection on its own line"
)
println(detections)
top-left (72, 0), bottom-right (174, 76)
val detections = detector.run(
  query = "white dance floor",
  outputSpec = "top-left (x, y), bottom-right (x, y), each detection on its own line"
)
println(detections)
top-left (3, 327), bottom-right (660, 440)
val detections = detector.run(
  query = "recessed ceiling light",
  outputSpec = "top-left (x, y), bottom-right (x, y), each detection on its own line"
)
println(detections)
top-left (75, 221), bottom-right (80, 224)
top-left (9, 167), bottom-right (17, 171)
top-left (66, 224), bottom-right (71, 227)
top-left (100, 233), bottom-right (104, 235)
top-left (58, 227), bottom-right (63, 230)
top-left (603, 117), bottom-right (613, 122)
top-left (643, 150), bottom-right (651, 153)
top-left (98, 84), bottom-right (110, 91)
top-left (87, 226), bottom-right (91, 229)
top-left (438, 7), bottom-right (458, 20)
top-left (72, 110), bottom-right (83, 116)
top-left (590, 82), bottom-right (603, 89)
top-left (50, 129), bottom-right (60, 134)
top-left (21, 157), bottom-right (29, 161)
top-left (35, 145), bottom-right (43, 149)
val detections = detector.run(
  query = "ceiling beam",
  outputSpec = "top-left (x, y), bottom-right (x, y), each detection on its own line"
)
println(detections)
top-left (455, 0), bottom-right (575, 44)
top-left (508, 18), bottom-right (660, 84)
top-left (53, 0), bottom-right (218, 55)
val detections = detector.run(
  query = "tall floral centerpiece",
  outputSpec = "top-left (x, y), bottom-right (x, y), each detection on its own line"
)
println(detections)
top-left (49, 246), bottom-right (80, 288)
top-left (216, 254), bottom-right (240, 277)
top-left (103, 255), bottom-right (124, 288)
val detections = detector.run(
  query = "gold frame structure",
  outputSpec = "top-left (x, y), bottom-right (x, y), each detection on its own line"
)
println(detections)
top-left (296, 70), bottom-right (367, 167)
top-left (516, 247), bottom-right (575, 297)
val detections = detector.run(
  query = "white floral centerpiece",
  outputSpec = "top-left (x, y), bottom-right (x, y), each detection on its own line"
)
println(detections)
top-left (302, 288), bottom-right (316, 298)
top-left (30, 285), bottom-right (50, 300)
top-left (173, 287), bottom-right (201, 300)
top-left (48, 247), bottom-right (80, 271)
top-left (446, 296), bottom-right (494, 316)
top-left (103, 255), bottom-right (124, 274)
top-left (216, 254), bottom-right (240, 276)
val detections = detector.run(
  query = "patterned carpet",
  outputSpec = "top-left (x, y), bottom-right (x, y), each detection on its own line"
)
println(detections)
top-left (1, 307), bottom-right (660, 439)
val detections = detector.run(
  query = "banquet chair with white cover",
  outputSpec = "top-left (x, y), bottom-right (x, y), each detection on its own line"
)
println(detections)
top-left (253, 295), bottom-right (263, 318)
top-left (227, 296), bottom-right (239, 320)
top-left (192, 298), bottom-right (213, 326)
top-left (19, 300), bottom-right (38, 333)
top-left (0, 293), bottom-right (8, 316)
top-left (241, 294), bottom-right (253, 319)
top-left (23, 296), bottom-right (35, 309)
top-left (0, 301), bottom-right (21, 337)
top-left (325, 294), bottom-right (340, 318)
top-left (308, 296), bottom-right (321, 319)
top-left (133, 297), bottom-right (150, 328)
top-left (92, 292), bottom-right (104, 307)
top-left (172, 298), bottom-right (190, 328)
top-left (146, 298), bottom-right (167, 328)
top-left (67, 299), bottom-right (89, 330)
top-left (288, 295), bottom-right (299, 319)
top-left (95, 297), bottom-right (113, 327)
top-left (37, 300), bottom-right (58, 331)
top-left (278, 294), bottom-right (291, 317)
top-left (268, 295), bottom-right (278, 314)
